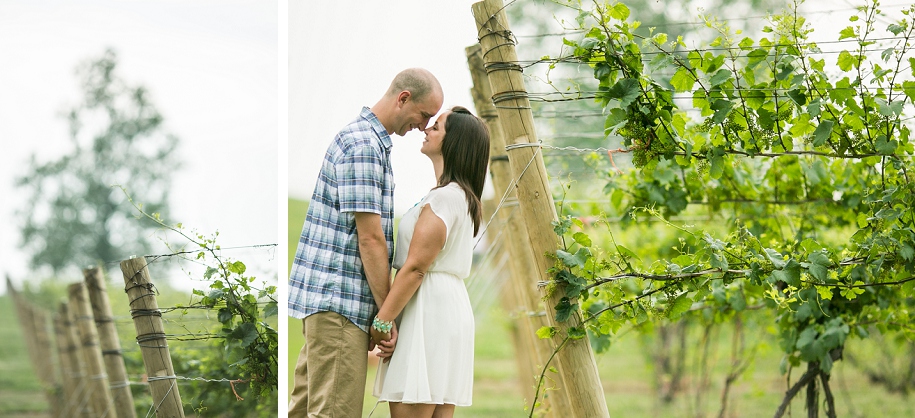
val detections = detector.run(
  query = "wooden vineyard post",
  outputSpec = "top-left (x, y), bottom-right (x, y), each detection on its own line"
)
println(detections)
top-left (466, 44), bottom-right (572, 415)
top-left (85, 266), bottom-right (137, 418)
top-left (28, 303), bottom-right (63, 418)
top-left (54, 306), bottom-right (77, 418)
top-left (6, 277), bottom-right (37, 360)
top-left (120, 256), bottom-right (185, 418)
top-left (68, 282), bottom-right (117, 417)
top-left (6, 278), bottom-right (41, 381)
top-left (472, 1), bottom-right (611, 417)
top-left (5, 277), bottom-right (61, 417)
top-left (480, 195), bottom-right (539, 404)
top-left (59, 302), bottom-right (93, 417)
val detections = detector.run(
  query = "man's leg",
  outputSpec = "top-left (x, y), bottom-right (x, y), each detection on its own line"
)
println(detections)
top-left (288, 318), bottom-right (310, 415)
top-left (288, 311), bottom-right (369, 418)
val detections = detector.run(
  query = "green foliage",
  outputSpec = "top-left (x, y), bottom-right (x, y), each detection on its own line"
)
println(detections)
top-left (16, 49), bottom-right (179, 273)
top-left (532, 0), bottom-right (915, 414)
top-left (168, 346), bottom-right (275, 417)
top-left (125, 191), bottom-right (278, 403)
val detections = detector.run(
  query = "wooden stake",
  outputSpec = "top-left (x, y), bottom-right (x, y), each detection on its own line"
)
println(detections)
top-left (466, 43), bottom-right (573, 416)
top-left (85, 266), bottom-right (137, 418)
top-left (6, 277), bottom-right (42, 381)
top-left (69, 282), bottom-right (117, 417)
top-left (59, 302), bottom-right (93, 417)
top-left (472, 1), bottom-right (610, 416)
top-left (6, 277), bottom-right (64, 418)
top-left (28, 303), bottom-right (64, 418)
top-left (482, 195), bottom-right (537, 402)
top-left (53, 306), bottom-right (74, 418)
top-left (120, 256), bottom-right (185, 418)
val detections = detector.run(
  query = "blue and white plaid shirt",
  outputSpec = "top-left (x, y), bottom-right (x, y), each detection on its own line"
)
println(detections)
top-left (288, 107), bottom-right (394, 332)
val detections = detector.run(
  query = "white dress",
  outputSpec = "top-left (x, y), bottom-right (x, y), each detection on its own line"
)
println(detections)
top-left (373, 183), bottom-right (475, 406)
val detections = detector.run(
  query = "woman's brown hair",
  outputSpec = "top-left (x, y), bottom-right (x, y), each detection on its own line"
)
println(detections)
top-left (437, 106), bottom-right (490, 235)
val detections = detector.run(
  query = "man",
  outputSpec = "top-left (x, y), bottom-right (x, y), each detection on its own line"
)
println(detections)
top-left (288, 68), bottom-right (444, 417)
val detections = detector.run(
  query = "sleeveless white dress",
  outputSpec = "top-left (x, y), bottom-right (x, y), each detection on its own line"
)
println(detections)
top-left (373, 183), bottom-right (474, 406)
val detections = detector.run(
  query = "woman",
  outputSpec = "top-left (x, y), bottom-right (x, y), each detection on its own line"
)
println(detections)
top-left (370, 106), bottom-right (490, 418)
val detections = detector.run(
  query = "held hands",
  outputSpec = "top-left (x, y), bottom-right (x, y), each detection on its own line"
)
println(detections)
top-left (369, 317), bottom-right (398, 362)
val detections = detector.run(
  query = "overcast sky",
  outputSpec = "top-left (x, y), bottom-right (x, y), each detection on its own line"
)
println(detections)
top-left (0, 0), bottom-right (278, 294)
top-left (288, 0), bottom-right (486, 216)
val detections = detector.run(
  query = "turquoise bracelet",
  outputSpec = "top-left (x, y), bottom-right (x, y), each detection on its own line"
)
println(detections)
top-left (372, 316), bottom-right (393, 333)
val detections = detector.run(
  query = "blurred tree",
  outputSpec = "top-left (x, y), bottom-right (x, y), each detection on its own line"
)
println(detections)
top-left (17, 49), bottom-right (179, 272)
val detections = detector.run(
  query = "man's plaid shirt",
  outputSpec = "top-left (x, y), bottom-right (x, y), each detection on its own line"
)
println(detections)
top-left (288, 107), bottom-right (394, 332)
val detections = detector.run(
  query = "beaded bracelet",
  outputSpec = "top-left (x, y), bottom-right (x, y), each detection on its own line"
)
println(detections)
top-left (372, 316), bottom-right (394, 334)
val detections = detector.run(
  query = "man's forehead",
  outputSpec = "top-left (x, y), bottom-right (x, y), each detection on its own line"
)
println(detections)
top-left (419, 102), bottom-right (440, 118)
top-left (413, 91), bottom-right (442, 117)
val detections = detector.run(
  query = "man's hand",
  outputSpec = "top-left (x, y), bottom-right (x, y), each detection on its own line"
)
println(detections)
top-left (370, 324), bottom-right (398, 363)
top-left (367, 337), bottom-right (377, 352)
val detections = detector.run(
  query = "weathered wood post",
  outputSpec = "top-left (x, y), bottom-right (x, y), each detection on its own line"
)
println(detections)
top-left (59, 302), bottom-right (93, 417)
top-left (6, 277), bottom-right (41, 379)
top-left (472, 1), bottom-right (610, 417)
top-left (69, 282), bottom-right (117, 417)
top-left (6, 276), bottom-right (63, 418)
top-left (466, 43), bottom-right (573, 415)
top-left (481, 194), bottom-right (539, 404)
top-left (483, 195), bottom-right (536, 396)
top-left (121, 256), bottom-right (185, 418)
top-left (28, 303), bottom-right (64, 418)
top-left (6, 276), bottom-right (32, 343)
top-left (85, 266), bottom-right (136, 418)
top-left (53, 305), bottom-right (76, 418)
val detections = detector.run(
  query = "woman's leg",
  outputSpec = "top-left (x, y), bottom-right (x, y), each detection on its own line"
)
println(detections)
top-left (432, 404), bottom-right (455, 418)
top-left (389, 402), bottom-right (436, 418)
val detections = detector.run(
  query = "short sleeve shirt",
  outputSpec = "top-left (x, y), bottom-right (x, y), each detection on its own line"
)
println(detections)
top-left (288, 107), bottom-right (394, 332)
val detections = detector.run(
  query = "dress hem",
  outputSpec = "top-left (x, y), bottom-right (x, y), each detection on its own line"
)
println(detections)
top-left (376, 398), bottom-right (472, 407)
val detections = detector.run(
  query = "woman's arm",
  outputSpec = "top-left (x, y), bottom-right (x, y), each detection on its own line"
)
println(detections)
top-left (370, 204), bottom-right (446, 343)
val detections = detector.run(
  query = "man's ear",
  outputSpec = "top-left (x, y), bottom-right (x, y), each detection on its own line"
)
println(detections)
top-left (397, 90), bottom-right (411, 107)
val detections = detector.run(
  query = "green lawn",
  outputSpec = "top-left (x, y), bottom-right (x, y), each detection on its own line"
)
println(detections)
top-left (288, 197), bottom-right (914, 417)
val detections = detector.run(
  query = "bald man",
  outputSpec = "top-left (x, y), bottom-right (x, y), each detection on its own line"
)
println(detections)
top-left (288, 68), bottom-right (444, 417)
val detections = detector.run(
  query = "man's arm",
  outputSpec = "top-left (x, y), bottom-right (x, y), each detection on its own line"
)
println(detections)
top-left (354, 212), bottom-right (390, 309)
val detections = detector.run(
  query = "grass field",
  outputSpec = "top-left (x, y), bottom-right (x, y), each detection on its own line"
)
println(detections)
top-left (288, 197), bottom-right (914, 417)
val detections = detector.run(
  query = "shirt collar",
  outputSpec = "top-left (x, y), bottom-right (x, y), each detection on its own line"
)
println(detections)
top-left (360, 107), bottom-right (392, 150)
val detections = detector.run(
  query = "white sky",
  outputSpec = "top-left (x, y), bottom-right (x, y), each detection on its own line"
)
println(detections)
top-left (288, 0), bottom-right (485, 215)
top-left (0, 0), bottom-right (278, 293)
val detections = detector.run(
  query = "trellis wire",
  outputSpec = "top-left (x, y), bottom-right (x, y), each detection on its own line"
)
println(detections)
top-left (473, 147), bottom-right (541, 249)
top-left (101, 242), bottom-right (278, 270)
top-left (483, 82), bottom-right (915, 104)
top-left (512, 2), bottom-right (914, 38)
top-left (467, 222), bottom-right (512, 317)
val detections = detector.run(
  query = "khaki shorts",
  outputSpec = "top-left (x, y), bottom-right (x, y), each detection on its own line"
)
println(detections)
top-left (288, 311), bottom-right (370, 418)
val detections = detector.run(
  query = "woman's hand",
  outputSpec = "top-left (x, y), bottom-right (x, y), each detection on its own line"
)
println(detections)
top-left (373, 324), bottom-right (398, 362)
